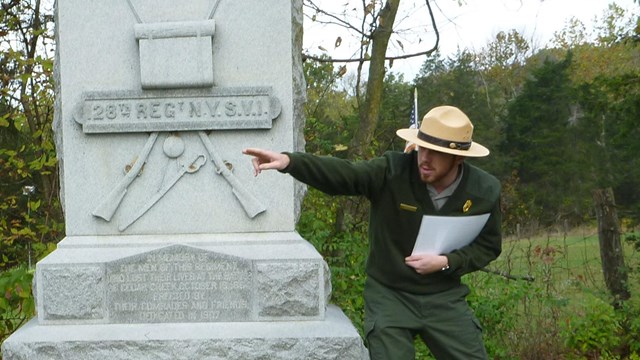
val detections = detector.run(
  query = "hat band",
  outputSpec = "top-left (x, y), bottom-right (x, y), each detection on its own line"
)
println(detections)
top-left (417, 130), bottom-right (472, 150)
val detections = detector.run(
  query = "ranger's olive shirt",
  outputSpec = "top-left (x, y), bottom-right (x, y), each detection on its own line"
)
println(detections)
top-left (284, 150), bottom-right (502, 295)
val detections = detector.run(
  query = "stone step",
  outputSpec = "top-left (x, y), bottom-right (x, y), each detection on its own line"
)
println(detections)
top-left (1, 305), bottom-right (368, 360)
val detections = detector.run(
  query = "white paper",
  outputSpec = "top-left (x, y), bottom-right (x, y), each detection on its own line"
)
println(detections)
top-left (411, 213), bottom-right (490, 255)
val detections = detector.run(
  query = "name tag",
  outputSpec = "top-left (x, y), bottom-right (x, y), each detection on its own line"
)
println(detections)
top-left (399, 203), bottom-right (417, 212)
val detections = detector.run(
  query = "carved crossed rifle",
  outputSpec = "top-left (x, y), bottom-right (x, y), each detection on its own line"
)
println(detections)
top-left (92, 131), bottom-right (266, 230)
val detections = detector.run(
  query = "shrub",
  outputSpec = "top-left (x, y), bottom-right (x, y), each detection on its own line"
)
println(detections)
top-left (0, 266), bottom-right (35, 344)
top-left (563, 294), bottom-right (622, 358)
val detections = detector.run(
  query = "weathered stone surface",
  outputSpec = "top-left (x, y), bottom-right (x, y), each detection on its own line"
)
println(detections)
top-left (2, 0), bottom-right (368, 357)
top-left (41, 266), bottom-right (104, 320)
top-left (106, 245), bottom-right (253, 323)
top-left (135, 19), bottom-right (216, 89)
top-left (256, 261), bottom-right (321, 318)
top-left (55, 0), bottom-right (302, 236)
top-left (74, 88), bottom-right (281, 133)
top-left (34, 236), bottom-right (332, 324)
top-left (1, 306), bottom-right (369, 360)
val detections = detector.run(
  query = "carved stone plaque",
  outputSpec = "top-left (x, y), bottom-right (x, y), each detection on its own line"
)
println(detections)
top-left (106, 245), bottom-right (254, 323)
top-left (135, 19), bottom-right (216, 89)
top-left (74, 87), bottom-right (282, 133)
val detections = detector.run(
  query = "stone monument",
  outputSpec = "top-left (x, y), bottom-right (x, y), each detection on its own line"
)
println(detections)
top-left (1, 0), bottom-right (368, 358)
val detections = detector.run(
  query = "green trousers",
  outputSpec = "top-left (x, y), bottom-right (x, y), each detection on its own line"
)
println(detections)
top-left (363, 277), bottom-right (488, 360)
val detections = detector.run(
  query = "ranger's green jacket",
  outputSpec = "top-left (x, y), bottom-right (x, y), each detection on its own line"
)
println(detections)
top-left (284, 150), bottom-right (502, 294)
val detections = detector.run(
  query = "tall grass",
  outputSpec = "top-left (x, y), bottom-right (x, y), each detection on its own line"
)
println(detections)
top-left (461, 229), bottom-right (639, 359)
top-left (299, 192), bottom-right (640, 360)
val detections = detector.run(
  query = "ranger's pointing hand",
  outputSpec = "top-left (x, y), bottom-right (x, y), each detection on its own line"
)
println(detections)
top-left (243, 148), bottom-right (290, 176)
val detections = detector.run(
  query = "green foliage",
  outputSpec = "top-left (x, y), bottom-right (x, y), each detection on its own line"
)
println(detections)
top-left (618, 300), bottom-right (640, 356)
top-left (467, 274), bottom-right (531, 359)
top-left (625, 233), bottom-right (640, 252)
top-left (296, 7), bottom-right (640, 359)
top-left (498, 52), bottom-right (604, 226)
top-left (465, 232), bottom-right (640, 359)
top-left (303, 58), bottom-right (358, 155)
top-left (576, 72), bottom-right (640, 211)
top-left (0, 266), bottom-right (35, 344)
top-left (0, 141), bottom-right (63, 269)
top-left (0, 0), bottom-right (63, 272)
top-left (499, 170), bottom-right (540, 235)
top-left (412, 4), bottom-right (640, 229)
top-left (466, 242), bottom-right (572, 360)
top-left (376, 72), bottom-right (413, 153)
top-left (563, 295), bottom-right (622, 358)
top-left (296, 188), bottom-right (368, 332)
top-left (500, 52), bottom-right (574, 182)
top-left (0, 1), bottom-right (63, 349)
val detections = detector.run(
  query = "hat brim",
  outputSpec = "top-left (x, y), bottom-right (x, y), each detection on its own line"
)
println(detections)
top-left (396, 128), bottom-right (490, 157)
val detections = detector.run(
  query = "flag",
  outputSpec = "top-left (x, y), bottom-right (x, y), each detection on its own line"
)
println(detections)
top-left (405, 88), bottom-right (419, 153)
top-left (409, 106), bottom-right (417, 129)
top-left (410, 87), bottom-right (418, 129)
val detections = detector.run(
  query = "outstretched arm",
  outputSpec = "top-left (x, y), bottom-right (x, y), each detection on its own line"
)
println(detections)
top-left (242, 148), bottom-right (290, 176)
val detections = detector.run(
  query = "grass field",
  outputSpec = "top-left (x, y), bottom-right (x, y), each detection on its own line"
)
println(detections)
top-left (495, 228), bottom-right (639, 296)
top-left (461, 228), bottom-right (640, 359)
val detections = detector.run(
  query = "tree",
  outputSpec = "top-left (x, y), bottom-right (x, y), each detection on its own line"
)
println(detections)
top-left (577, 72), bottom-right (640, 217)
top-left (552, 3), bottom-right (639, 84)
top-left (303, 57), bottom-right (357, 156)
top-left (375, 71), bottom-right (412, 152)
top-left (500, 53), bottom-right (579, 225)
top-left (302, 0), bottom-right (441, 242)
top-left (593, 188), bottom-right (630, 307)
top-left (303, 0), bottom-right (440, 158)
top-left (554, 3), bottom-right (640, 221)
top-left (0, 0), bottom-right (62, 270)
top-left (477, 29), bottom-right (532, 101)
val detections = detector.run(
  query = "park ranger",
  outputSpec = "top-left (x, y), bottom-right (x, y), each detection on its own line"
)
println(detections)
top-left (244, 105), bottom-right (502, 360)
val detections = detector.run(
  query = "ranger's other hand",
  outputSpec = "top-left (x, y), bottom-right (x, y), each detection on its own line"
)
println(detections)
top-left (405, 254), bottom-right (449, 275)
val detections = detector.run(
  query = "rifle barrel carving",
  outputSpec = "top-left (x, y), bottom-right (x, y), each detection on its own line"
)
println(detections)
top-left (92, 132), bottom-right (160, 221)
top-left (198, 131), bottom-right (266, 218)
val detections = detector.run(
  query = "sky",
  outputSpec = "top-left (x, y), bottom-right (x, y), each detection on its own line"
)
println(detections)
top-left (303, 0), bottom-right (639, 80)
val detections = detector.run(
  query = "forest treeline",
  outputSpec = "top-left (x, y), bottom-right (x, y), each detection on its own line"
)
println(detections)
top-left (302, 3), bottom-right (640, 237)
top-left (0, 0), bottom-right (637, 278)
top-left (0, 0), bottom-right (638, 271)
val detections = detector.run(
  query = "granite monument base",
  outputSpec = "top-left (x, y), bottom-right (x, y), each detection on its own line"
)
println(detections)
top-left (1, 233), bottom-right (368, 359)
top-left (2, 305), bottom-right (367, 360)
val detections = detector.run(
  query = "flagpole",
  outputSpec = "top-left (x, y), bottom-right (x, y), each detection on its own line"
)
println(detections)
top-left (413, 87), bottom-right (418, 127)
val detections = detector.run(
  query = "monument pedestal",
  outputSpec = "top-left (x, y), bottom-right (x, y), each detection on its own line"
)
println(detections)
top-left (2, 306), bottom-right (365, 359)
top-left (2, 233), bottom-right (368, 359)
top-left (2, 0), bottom-right (370, 358)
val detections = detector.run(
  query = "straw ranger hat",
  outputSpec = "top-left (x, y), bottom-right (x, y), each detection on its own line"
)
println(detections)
top-left (396, 105), bottom-right (489, 157)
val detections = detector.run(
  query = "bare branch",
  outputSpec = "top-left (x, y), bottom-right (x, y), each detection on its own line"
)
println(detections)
top-left (481, 267), bottom-right (535, 282)
top-left (304, 0), bottom-right (367, 37)
top-left (302, 0), bottom-right (440, 65)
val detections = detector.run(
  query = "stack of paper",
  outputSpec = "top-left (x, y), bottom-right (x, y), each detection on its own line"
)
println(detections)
top-left (411, 213), bottom-right (490, 255)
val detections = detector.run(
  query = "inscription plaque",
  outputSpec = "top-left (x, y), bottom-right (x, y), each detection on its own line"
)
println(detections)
top-left (74, 87), bottom-right (282, 133)
top-left (106, 245), bottom-right (254, 323)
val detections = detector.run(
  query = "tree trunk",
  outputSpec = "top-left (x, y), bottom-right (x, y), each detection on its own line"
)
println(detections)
top-left (592, 188), bottom-right (630, 307)
top-left (348, 0), bottom-right (400, 160)
top-left (333, 1), bottom-right (401, 242)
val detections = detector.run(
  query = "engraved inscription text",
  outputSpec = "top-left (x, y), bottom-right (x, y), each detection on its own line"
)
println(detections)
top-left (106, 247), bottom-right (253, 323)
